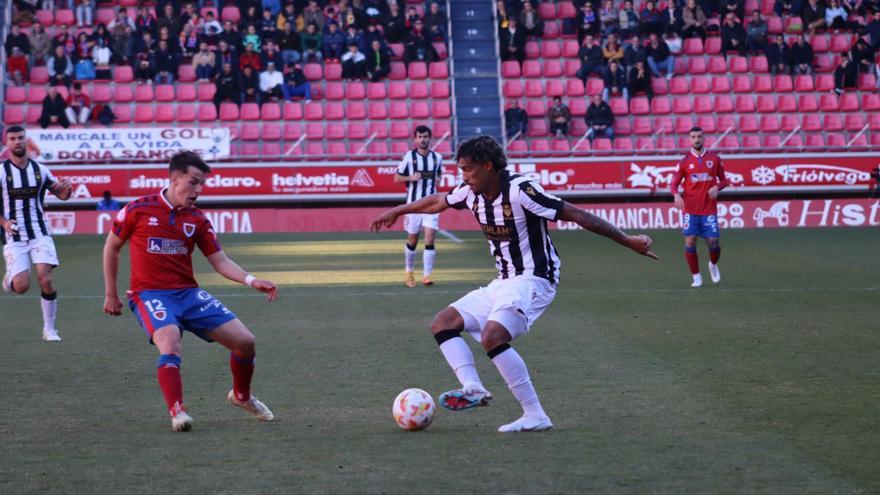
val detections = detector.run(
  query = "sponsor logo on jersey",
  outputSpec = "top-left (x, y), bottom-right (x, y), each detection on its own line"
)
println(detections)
top-left (148, 216), bottom-right (159, 226)
top-left (147, 237), bottom-right (188, 255)
top-left (197, 290), bottom-right (212, 301)
top-left (690, 173), bottom-right (712, 182)
top-left (480, 224), bottom-right (514, 242)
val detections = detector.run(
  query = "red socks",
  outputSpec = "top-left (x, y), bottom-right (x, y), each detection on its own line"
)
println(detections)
top-left (230, 352), bottom-right (255, 402)
top-left (157, 354), bottom-right (184, 416)
top-left (685, 247), bottom-right (699, 274)
top-left (709, 248), bottom-right (721, 264)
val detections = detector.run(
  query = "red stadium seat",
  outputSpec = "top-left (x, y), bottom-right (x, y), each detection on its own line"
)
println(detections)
top-left (870, 114), bottom-right (880, 131)
top-left (569, 99), bottom-right (587, 116)
top-left (347, 122), bottom-right (368, 140)
top-left (757, 95), bottom-right (777, 113)
top-left (539, 2), bottom-right (557, 19)
top-left (749, 56), bottom-right (769, 73)
top-left (838, 93), bottom-right (859, 112)
top-left (410, 82), bottom-right (429, 99)
top-left (303, 142), bottom-right (324, 156)
top-left (823, 114), bottom-right (844, 132)
top-left (324, 102), bottom-right (344, 120)
top-left (863, 93), bottom-right (880, 112)
top-left (650, 97), bottom-right (671, 115)
top-left (794, 75), bottom-right (814, 92)
top-left (684, 38), bottom-right (704, 55)
top-left (708, 56), bottom-right (727, 74)
top-left (651, 78), bottom-right (669, 95)
top-left (819, 94), bottom-right (839, 112)
top-left (134, 105), bottom-right (155, 123)
top-left (614, 118), bottom-right (633, 135)
top-left (733, 76), bottom-right (752, 93)
top-left (155, 104), bottom-right (175, 123)
top-left (347, 101), bottom-right (367, 120)
top-left (389, 101), bottom-right (408, 119)
top-left (674, 116), bottom-right (695, 134)
top-left (240, 123), bottom-right (260, 141)
top-left (763, 135), bottom-right (782, 148)
top-left (826, 133), bottom-right (846, 148)
top-left (27, 86), bottom-right (47, 104)
top-left (696, 115), bottom-right (716, 133)
top-left (843, 114), bottom-right (865, 132)
top-left (830, 34), bottom-right (852, 52)
top-left (655, 116), bottom-right (674, 135)
top-left (197, 105), bottom-right (217, 122)
top-left (283, 102), bottom-right (303, 120)
top-left (522, 61), bottom-right (542, 78)
top-left (543, 60), bottom-right (563, 78)
top-left (388, 62), bottom-right (406, 80)
top-left (432, 100), bottom-right (451, 118)
top-left (5, 87), bottom-right (25, 104)
top-left (802, 114), bottom-right (822, 132)
top-left (501, 61), bottom-right (521, 78)
top-left (324, 64), bottom-right (343, 81)
top-left (550, 139), bottom-right (570, 155)
top-left (858, 73), bottom-right (877, 91)
top-left (304, 102), bottom-right (324, 120)
top-left (525, 80), bottom-right (543, 97)
top-left (305, 122), bottom-right (325, 140)
top-left (36, 10), bottom-right (53, 25)
top-left (172, 84), bottom-right (194, 102)
top-left (774, 75), bottom-right (793, 92)
top-left (739, 115), bottom-right (759, 133)
top-left (592, 138), bottom-right (613, 153)
top-left (3, 106), bottom-right (24, 124)
top-left (429, 81), bottom-right (450, 99)
top-left (178, 65), bottom-right (196, 82)
top-left (563, 60), bottom-right (580, 77)
top-left (586, 78), bottom-right (604, 96)
top-left (781, 114), bottom-right (800, 132)
top-left (408, 62), bottom-right (428, 79)
top-left (221, 6), bottom-right (241, 22)
top-left (711, 76), bottom-right (731, 93)
top-left (778, 94), bottom-right (797, 112)
top-left (325, 82), bottom-right (345, 100)
top-left (26, 106), bottom-right (42, 125)
top-left (571, 138), bottom-right (591, 153)
top-left (363, 82), bottom-right (385, 99)
top-left (114, 66), bottom-right (134, 83)
top-left (346, 82), bottom-right (366, 99)
top-left (811, 35), bottom-right (830, 53)
top-left (261, 103), bottom-right (282, 120)
top-left (134, 85), bottom-right (157, 104)
top-left (114, 85), bottom-right (133, 103)
top-left (303, 63), bottom-right (322, 80)
top-left (816, 74), bottom-right (836, 92)
top-left (705, 37), bottom-right (722, 54)
top-left (155, 84), bottom-right (175, 102)
top-left (525, 100), bottom-right (546, 118)
top-left (729, 56), bottom-right (749, 73)
top-left (754, 75), bottom-right (773, 93)
top-left (527, 120), bottom-right (549, 137)
top-left (687, 57), bottom-right (708, 75)
top-left (325, 122), bottom-right (345, 140)
top-left (503, 80), bottom-right (524, 98)
top-left (368, 141), bottom-right (389, 157)
top-left (262, 122), bottom-right (282, 141)
top-left (240, 103), bottom-right (260, 121)
top-left (767, 15), bottom-right (783, 34)
top-left (798, 94), bottom-right (818, 112)
top-left (610, 97), bottom-right (629, 115)
top-left (760, 115), bottom-right (781, 132)
top-left (562, 40), bottom-right (580, 58)
top-left (678, 76), bottom-right (705, 94)
top-left (30, 67), bottom-right (49, 85)
top-left (525, 41), bottom-right (540, 59)
top-left (92, 84), bottom-right (112, 104)
top-left (368, 102), bottom-right (388, 120)
top-left (735, 95), bottom-right (755, 112)
top-left (368, 121), bottom-right (389, 139)
top-left (636, 137), bottom-right (656, 150)
top-left (55, 9), bottom-right (74, 25)
top-left (633, 116), bottom-right (654, 135)
top-left (429, 62), bottom-right (449, 79)
top-left (672, 96), bottom-right (692, 114)
top-left (541, 41), bottom-right (562, 59)
top-left (613, 138), bottom-right (634, 152)
top-left (219, 103), bottom-right (240, 121)
top-left (558, 1), bottom-right (577, 17)
top-left (545, 80), bottom-right (565, 98)
top-left (717, 136), bottom-right (739, 149)
top-left (541, 20), bottom-right (560, 38)
top-left (694, 95), bottom-right (715, 113)
top-left (806, 134), bottom-right (825, 148)
top-left (389, 121), bottom-right (410, 139)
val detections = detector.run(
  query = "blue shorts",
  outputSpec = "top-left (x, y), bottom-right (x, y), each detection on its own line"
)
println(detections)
top-left (682, 213), bottom-right (720, 238)
top-left (128, 288), bottom-right (237, 343)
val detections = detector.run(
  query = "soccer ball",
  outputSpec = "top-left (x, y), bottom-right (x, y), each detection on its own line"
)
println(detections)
top-left (392, 388), bottom-right (435, 431)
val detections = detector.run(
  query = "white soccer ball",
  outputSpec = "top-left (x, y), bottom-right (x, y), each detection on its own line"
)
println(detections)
top-left (392, 388), bottom-right (436, 431)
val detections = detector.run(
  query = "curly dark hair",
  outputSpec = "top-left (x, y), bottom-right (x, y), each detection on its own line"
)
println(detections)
top-left (454, 136), bottom-right (507, 171)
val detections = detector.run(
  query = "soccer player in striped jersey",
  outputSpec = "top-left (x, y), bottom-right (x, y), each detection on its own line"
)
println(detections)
top-left (103, 151), bottom-right (278, 432)
top-left (394, 125), bottom-right (443, 288)
top-left (372, 136), bottom-right (657, 432)
top-left (670, 127), bottom-right (729, 287)
top-left (1, 126), bottom-right (73, 342)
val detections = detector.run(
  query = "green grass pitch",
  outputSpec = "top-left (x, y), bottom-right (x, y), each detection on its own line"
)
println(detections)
top-left (1, 228), bottom-right (878, 494)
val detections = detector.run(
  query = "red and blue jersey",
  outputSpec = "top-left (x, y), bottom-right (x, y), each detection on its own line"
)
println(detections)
top-left (112, 189), bottom-right (221, 292)
top-left (669, 149), bottom-right (729, 215)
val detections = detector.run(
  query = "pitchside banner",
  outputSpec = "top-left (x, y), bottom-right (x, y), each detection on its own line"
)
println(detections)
top-left (46, 153), bottom-right (878, 203)
top-left (44, 199), bottom-right (880, 235)
top-left (31, 127), bottom-right (231, 162)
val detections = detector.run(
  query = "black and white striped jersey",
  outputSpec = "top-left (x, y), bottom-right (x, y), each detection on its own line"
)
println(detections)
top-left (1, 159), bottom-right (56, 245)
top-left (396, 149), bottom-right (442, 204)
top-left (446, 172), bottom-right (564, 285)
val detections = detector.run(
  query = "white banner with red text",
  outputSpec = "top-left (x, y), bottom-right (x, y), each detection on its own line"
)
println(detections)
top-left (45, 199), bottom-right (880, 235)
top-left (31, 127), bottom-right (231, 162)
top-left (46, 153), bottom-right (879, 204)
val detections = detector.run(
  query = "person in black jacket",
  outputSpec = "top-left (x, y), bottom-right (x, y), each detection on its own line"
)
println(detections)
top-left (766, 35), bottom-right (789, 75)
top-left (366, 39), bottom-right (391, 82)
top-left (504, 99), bottom-right (528, 139)
top-left (720, 13), bottom-right (747, 58)
top-left (4, 24), bottom-right (30, 58)
top-left (499, 17), bottom-right (527, 65)
top-left (646, 33), bottom-right (674, 80)
top-left (833, 54), bottom-right (858, 95)
top-left (787, 34), bottom-right (813, 75)
top-left (239, 64), bottom-right (261, 104)
top-left (39, 87), bottom-right (70, 129)
top-left (282, 63), bottom-right (312, 101)
top-left (153, 39), bottom-right (179, 83)
top-left (576, 35), bottom-right (605, 81)
top-left (603, 60), bottom-right (629, 101)
top-left (214, 62), bottom-right (242, 111)
top-left (585, 93), bottom-right (615, 140)
top-left (850, 38), bottom-right (874, 74)
top-left (628, 60), bottom-right (654, 100)
top-left (403, 19), bottom-right (438, 66)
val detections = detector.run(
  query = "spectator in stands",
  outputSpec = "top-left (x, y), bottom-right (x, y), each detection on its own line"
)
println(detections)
top-left (39, 87), bottom-right (70, 129)
top-left (585, 94), bottom-right (615, 141)
top-left (682, 0), bottom-right (708, 40)
top-left (604, 33), bottom-right (625, 66)
top-left (640, 0), bottom-right (665, 37)
top-left (499, 17), bottom-right (527, 65)
top-left (363, 22), bottom-right (392, 55)
top-left (179, 3), bottom-right (199, 27)
top-left (628, 59), bottom-right (654, 100)
top-left (665, 29), bottom-right (683, 54)
top-left (833, 53), bottom-right (858, 94)
top-left (214, 40), bottom-right (239, 75)
top-left (260, 8), bottom-right (279, 40)
top-left (12, 0), bottom-right (37, 25)
top-left (842, 0), bottom-right (867, 16)
top-left (767, 35), bottom-right (790, 74)
top-left (802, 0), bottom-right (826, 35)
top-left (91, 34), bottom-right (112, 79)
top-left (576, 35), bottom-right (605, 81)
top-left (851, 38), bottom-right (873, 73)
top-left (775, 0), bottom-right (804, 17)
top-left (366, 39), bottom-right (391, 82)
top-left (214, 62), bottom-right (243, 110)
top-left (48, 45), bottom-right (73, 87)
top-left (5, 24), bottom-right (30, 59)
top-left (505, 100), bottom-right (528, 139)
top-left (220, 20), bottom-right (243, 50)
top-left (619, 0), bottom-right (641, 39)
top-left (28, 24), bottom-right (50, 66)
top-left (239, 42), bottom-right (263, 71)
top-left (624, 33), bottom-right (647, 68)
top-left (65, 82), bottom-right (91, 125)
top-left (324, 21), bottom-right (346, 61)
top-left (282, 63), bottom-right (312, 102)
top-left (867, 11), bottom-right (880, 50)
top-left (300, 23), bottom-right (324, 63)
top-left (746, 11), bottom-right (769, 55)
top-left (134, 49), bottom-right (155, 83)
top-left (647, 33), bottom-right (674, 80)
top-left (341, 42), bottom-right (367, 80)
top-left (603, 59), bottom-right (630, 101)
top-left (547, 97), bottom-right (572, 138)
top-left (578, 2), bottom-right (600, 43)
top-left (788, 33), bottom-right (814, 74)
top-left (599, 0), bottom-right (620, 36)
top-left (277, 21), bottom-right (302, 66)
top-left (403, 19), bottom-right (438, 66)
top-left (721, 13), bottom-right (747, 58)
top-left (278, 3), bottom-right (297, 30)
top-left (96, 191), bottom-right (122, 211)
top-left (192, 42), bottom-right (216, 82)
top-left (721, 0), bottom-right (745, 22)
top-left (178, 24), bottom-right (199, 57)
top-left (303, 0), bottom-right (326, 33)
top-left (496, 0), bottom-right (510, 33)
top-left (243, 25), bottom-right (262, 53)
top-left (344, 24), bottom-right (364, 51)
top-left (259, 61), bottom-right (284, 101)
top-left (261, 40), bottom-right (283, 69)
top-left (132, 31), bottom-right (155, 57)
top-left (240, 5), bottom-right (261, 32)
top-left (135, 6), bottom-right (157, 36)
top-left (6, 46), bottom-right (28, 86)
top-left (426, 2), bottom-right (450, 42)
top-left (384, 2), bottom-right (408, 43)
top-left (516, 1), bottom-right (543, 38)
top-left (824, 0), bottom-right (850, 30)
top-left (53, 25), bottom-right (75, 58)
top-left (153, 39), bottom-right (179, 83)
top-left (158, 4), bottom-right (182, 40)
top-left (202, 15), bottom-right (223, 47)
top-left (109, 7), bottom-right (137, 34)
top-left (662, 0), bottom-right (684, 35)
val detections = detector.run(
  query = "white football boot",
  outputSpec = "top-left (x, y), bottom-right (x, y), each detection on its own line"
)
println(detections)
top-left (691, 273), bottom-right (703, 288)
top-left (41, 327), bottom-right (61, 342)
top-left (227, 390), bottom-right (274, 421)
top-left (498, 415), bottom-right (554, 433)
top-left (170, 405), bottom-right (193, 432)
top-left (708, 262), bottom-right (721, 284)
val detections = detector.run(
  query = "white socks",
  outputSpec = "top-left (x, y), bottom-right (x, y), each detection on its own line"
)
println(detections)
top-left (491, 347), bottom-right (547, 418)
top-left (41, 293), bottom-right (57, 330)
top-left (439, 337), bottom-right (483, 390)
top-left (423, 248), bottom-right (435, 277)
top-left (404, 244), bottom-right (416, 272)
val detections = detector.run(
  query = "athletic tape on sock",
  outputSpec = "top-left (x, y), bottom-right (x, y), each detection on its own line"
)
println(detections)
top-left (434, 328), bottom-right (463, 345)
top-left (41, 291), bottom-right (57, 301)
top-left (157, 354), bottom-right (181, 368)
top-left (487, 343), bottom-right (512, 359)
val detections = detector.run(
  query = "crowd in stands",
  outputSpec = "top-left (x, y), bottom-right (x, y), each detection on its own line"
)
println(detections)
top-left (498, 0), bottom-right (880, 142)
top-left (5, 0), bottom-right (449, 128)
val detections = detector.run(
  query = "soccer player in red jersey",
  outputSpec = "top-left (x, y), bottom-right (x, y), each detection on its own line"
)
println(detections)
top-left (102, 151), bottom-right (278, 432)
top-left (670, 127), bottom-right (729, 287)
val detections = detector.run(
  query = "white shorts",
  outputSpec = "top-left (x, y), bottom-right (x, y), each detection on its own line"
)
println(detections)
top-left (3, 236), bottom-right (59, 277)
top-left (404, 213), bottom-right (439, 235)
top-left (450, 276), bottom-right (557, 341)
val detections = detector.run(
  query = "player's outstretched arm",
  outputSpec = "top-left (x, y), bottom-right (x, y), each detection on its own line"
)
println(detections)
top-left (559, 202), bottom-right (659, 260)
top-left (370, 192), bottom-right (449, 232)
top-left (206, 251), bottom-right (278, 302)
top-left (49, 177), bottom-right (73, 201)
top-left (103, 232), bottom-right (125, 316)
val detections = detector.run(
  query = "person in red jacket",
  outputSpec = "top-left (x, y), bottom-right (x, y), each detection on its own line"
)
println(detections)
top-left (6, 46), bottom-right (28, 85)
top-left (670, 127), bottom-right (729, 287)
top-left (65, 82), bottom-right (92, 125)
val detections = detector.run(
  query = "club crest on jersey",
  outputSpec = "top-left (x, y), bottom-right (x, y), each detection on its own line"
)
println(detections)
top-left (524, 186), bottom-right (537, 197)
top-left (502, 203), bottom-right (513, 219)
top-left (153, 310), bottom-right (167, 321)
top-left (707, 161), bottom-right (714, 168)
top-left (689, 164), bottom-right (695, 169)
top-left (183, 222), bottom-right (196, 237)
